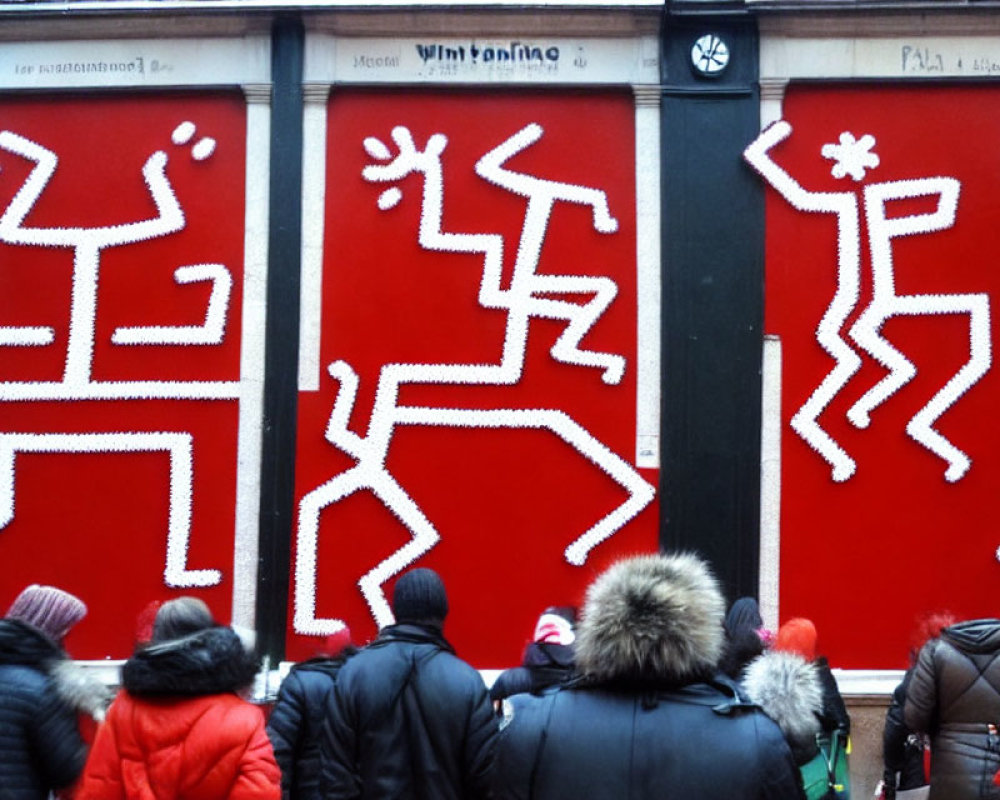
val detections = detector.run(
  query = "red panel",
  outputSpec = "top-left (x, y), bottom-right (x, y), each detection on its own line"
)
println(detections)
top-left (762, 85), bottom-right (1000, 668)
top-left (288, 89), bottom-right (659, 666)
top-left (0, 93), bottom-right (247, 658)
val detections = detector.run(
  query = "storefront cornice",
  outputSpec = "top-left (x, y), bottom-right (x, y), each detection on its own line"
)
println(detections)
top-left (0, 2), bottom-right (664, 40)
top-left (750, 4), bottom-right (1000, 36)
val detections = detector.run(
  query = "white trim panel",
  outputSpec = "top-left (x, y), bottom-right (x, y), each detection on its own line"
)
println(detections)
top-left (306, 33), bottom-right (659, 85)
top-left (0, 37), bottom-right (269, 89)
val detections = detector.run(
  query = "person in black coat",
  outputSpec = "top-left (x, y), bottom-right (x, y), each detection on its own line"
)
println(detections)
top-left (492, 553), bottom-right (805, 800)
top-left (267, 628), bottom-right (358, 800)
top-left (489, 606), bottom-right (577, 705)
top-left (0, 584), bottom-right (108, 800)
top-left (319, 568), bottom-right (497, 800)
top-left (720, 596), bottom-right (771, 681)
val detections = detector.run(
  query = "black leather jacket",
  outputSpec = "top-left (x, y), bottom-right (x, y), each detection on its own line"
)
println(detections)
top-left (494, 676), bottom-right (805, 800)
top-left (320, 624), bottom-right (497, 800)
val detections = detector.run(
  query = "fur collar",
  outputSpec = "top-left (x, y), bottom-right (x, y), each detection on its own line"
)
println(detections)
top-left (122, 626), bottom-right (259, 697)
top-left (575, 553), bottom-right (725, 686)
top-left (741, 650), bottom-right (822, 757)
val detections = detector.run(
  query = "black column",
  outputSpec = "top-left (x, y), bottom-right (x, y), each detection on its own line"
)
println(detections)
top-left (255, 14), bottom-right (304, 663)
top-left (659, 13), bottom-right (764, 603)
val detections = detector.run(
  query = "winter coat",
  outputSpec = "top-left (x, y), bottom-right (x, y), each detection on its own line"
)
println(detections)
top-left (814, 657), bottom-right (851, 736)
top-left (267, 653), bottom-right (354, 800)
top-left (0, 619), bottom-right (94, 800)
top-left (76, 625), bottom-right (280, 800)
top-left (489, 641), bottom-right (575, 702)
top-left (904, 619), bottom-right (1000, 800)
top-left (883, 671), bottom-right (928, 798)
top-left (493, 554), bottom-right (805, 800)
top-left (319, 623), bottom-right (497, 800)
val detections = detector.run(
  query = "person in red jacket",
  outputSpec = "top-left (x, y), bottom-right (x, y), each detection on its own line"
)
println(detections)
top-left (76, 596), bottom-right (280, 800)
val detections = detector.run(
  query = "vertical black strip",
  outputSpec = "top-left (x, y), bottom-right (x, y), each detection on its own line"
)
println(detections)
top-left (255, 14), bottom-right (304, 663)
top-left (659, 14), bottom-right (764, 603)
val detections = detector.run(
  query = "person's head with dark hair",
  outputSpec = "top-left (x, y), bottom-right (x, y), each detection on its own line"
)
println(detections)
top-left (392, 568), bottom-right (448, 628)
top-left (151, 597), bottom-right (215, 643)
top-left (720, 597), bottom-right (769, 680)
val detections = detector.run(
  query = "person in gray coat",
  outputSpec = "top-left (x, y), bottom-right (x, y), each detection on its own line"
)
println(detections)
top-left (904, 618), bottom-right (1000, 800)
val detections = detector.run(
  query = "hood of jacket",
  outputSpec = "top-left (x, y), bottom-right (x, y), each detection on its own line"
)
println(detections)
top-left (122, 625), bottom-right (260, 697)
top-left (741, 650), bottom-right (822, 756)
top-left (941, 619), bottom-right (1000, 654)
top-left (0, 617), bottom-right (64, 667)
top-left (575, 552), bottom-right (725, 686)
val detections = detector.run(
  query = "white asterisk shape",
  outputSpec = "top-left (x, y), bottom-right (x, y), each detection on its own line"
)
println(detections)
top-left (821, 132), bottom-right (880, 182)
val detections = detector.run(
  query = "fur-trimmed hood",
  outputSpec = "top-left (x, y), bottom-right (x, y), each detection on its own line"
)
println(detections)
top-left (741, 650), bottom-right (822, 761)
top-left (122, 625), bottom-right (260, 697)
top-left (575, 552), bottom-right (725, 686)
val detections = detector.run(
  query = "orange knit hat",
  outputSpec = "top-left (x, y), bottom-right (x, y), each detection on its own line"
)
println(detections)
top-left (774, 617), bottom-right (818, 661)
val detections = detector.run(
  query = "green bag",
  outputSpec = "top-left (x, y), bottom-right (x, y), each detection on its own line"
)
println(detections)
top-left (800, 730), bottom-right (851, 800)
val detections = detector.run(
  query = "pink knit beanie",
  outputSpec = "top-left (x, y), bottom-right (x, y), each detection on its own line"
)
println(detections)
top-left (6, 584), bottom-right (87, 643)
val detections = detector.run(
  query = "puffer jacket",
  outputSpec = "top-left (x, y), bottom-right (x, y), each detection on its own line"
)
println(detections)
top-left (76, 626), bottom-right (280, 800)
top-left (267, 653), bottom-right (355, 800)
top-left (489, 641), bottom-right (575, 702)
top-left (0, 619), bottom-right (90, 799)
top-left (904, 619), bottom-right (1000, 800)
top-left (319, 623), bottom-right (497, 800)
top-left (493, 554), bottom-right (804, 800)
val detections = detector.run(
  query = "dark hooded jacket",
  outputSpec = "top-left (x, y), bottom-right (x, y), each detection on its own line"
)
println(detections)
top-left (76, 625), bottom-right (280, 800)
top-left (319, 623), bottom-right (497, 800)
top-left (0, 619), bottom-right (90, 799)
top-left (883, 670), bottom-right (928, 798)
top-left (492, 554), bottom-right (805, 800)
top-left (904, 619), bottom-right (1000, 800)
top-left (267, 651), bottom-right (356, 800)
top-left (489, 641), bottom-right (575, 703)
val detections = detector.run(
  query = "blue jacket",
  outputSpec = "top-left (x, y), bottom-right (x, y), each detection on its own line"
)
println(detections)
top-left (267, 654), bottom-right (354, 800)
top-left (0, 619), bottom-right (87, 800)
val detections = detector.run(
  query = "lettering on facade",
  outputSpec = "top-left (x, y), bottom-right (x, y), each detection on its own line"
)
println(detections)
top-left (900, 43), bottom-right (1000, 75)
top-left (10, 56), bottom-right (175, 80)
top-left (415, 41), bottom-right (561, 66)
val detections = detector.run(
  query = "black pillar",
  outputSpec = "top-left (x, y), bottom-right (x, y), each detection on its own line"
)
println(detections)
top-left (255, 14), bottom-right (304, 663)
top-left (659, 12), bottom-right (764, 604)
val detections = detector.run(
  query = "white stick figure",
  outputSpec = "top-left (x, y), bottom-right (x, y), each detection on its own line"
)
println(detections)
top-left (744, 119), bottom-right (991, 482)
top-left (294, 124), bottom-right (655, 635)
top-left (0, 124), bottom-right (231, 587)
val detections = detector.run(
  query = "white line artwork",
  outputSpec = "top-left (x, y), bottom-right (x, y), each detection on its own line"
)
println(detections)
top-left (0, 121), bottom-right (236, 587)
top-left (0, 124), bottom-right (237, 401)
top-left (0, 431), bottom-right (219, 587)
top-left (295, 124), bottom-right (656, 636)
top-left (745, 119), bottom-right (991, 483)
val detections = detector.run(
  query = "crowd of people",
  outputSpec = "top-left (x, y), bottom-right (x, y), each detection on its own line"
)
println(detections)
top-left (2, 553), bottom-right (1000, 799)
